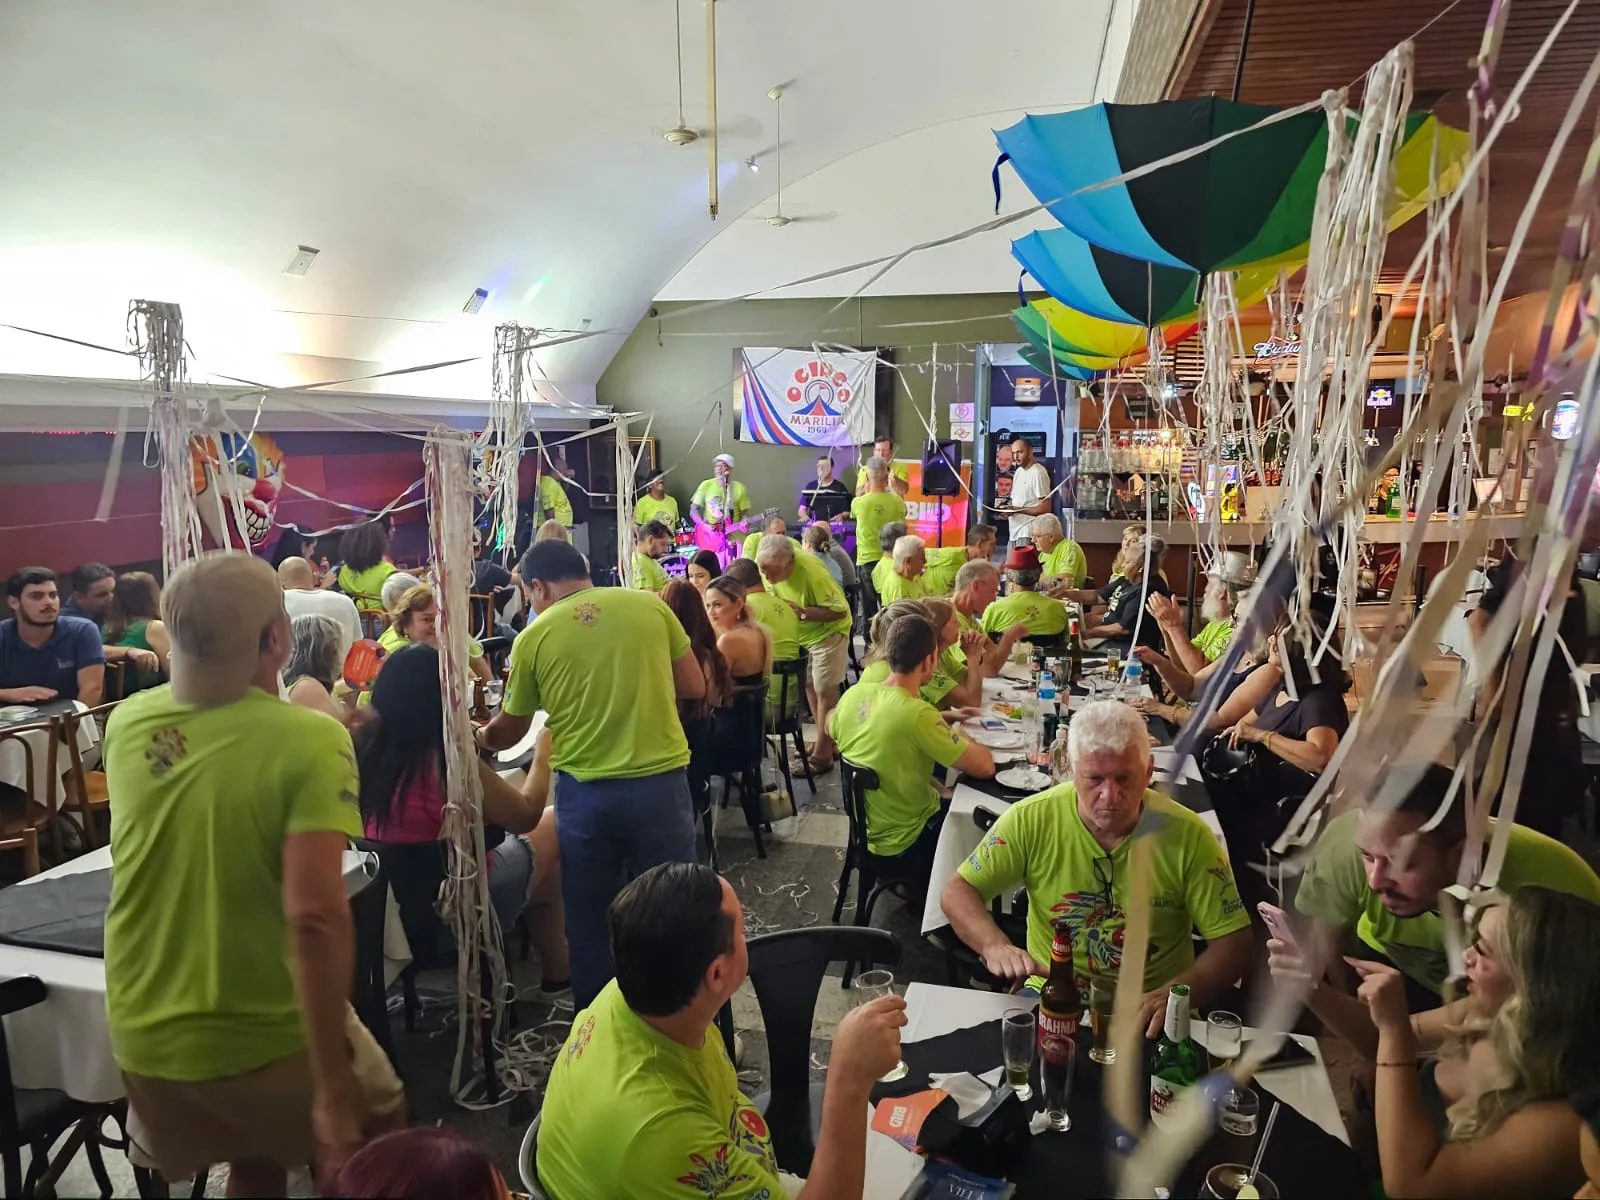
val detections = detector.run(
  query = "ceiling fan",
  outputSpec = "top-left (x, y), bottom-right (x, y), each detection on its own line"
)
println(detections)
top-left (747, 86), bottom-right (837, 226)
top-left (664, 0), bottom-right (697, 146)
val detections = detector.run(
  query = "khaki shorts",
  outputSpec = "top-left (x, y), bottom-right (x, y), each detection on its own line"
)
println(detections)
top-left (807, 632), bottom-right (849, 694)
top-left (124, 1006), bottom-right (404, 1179)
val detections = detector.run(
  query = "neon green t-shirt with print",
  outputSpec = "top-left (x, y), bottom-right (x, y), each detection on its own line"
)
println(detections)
top-left (503, 586), bottom-right (692, 781)
top-left (690, 478), bottom-right (751, 524)
top-left (872, 555), bottom-right (896, 597)
top-left (1296, 810), bottom-right (1600, 993)
top-left (856, 461), bottom-right (911, 495)
top-left (770, 551), bottom-right (851, 648)
top-left (339, 561), bottom-right (397, 612)
top-left (1040, 539), bottom-right (1088, 589)
top-left (538, 980), bottom-right (783, 1200)
top-left (104, 686), bottom-right (361, 1080)
top-left (980, 589), bottom-right (1067, 637)
top-left (858, 658), bottom-right (960, 710)
top-left (921, 546), bottom-right (969, 595)
top-left (957, 785), bottom-right (1248, 997)
top-left (1193, 618), bottom-right (1233, 662)
top-left (632, 551), bottom-right (670, 593)
top-left (744, 591), bottom-right (800, 663)
top-left (851, 492), bottom-right (907, 565)
top-left (538, 474), bottom-right (574, 527)
top-left (877, 569), bottom-right (929, 606)
top-left (829, 681), bottom-right (969, 855)
top-left (633, 494), bottom-right (680, 528)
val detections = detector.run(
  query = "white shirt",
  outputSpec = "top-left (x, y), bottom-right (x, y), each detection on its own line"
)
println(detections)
top-left (1007, 461), bottom-right (1052, 544)
top-left (283, 588), bottom-right (362, 660)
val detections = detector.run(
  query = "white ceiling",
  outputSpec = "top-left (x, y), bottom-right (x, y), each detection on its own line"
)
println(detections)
top-left (0, 0), bottom-right (1121, 403)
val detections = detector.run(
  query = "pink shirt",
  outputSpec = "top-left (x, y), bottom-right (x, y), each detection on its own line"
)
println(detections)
top-left (363, 765), bottom-right (447, 844)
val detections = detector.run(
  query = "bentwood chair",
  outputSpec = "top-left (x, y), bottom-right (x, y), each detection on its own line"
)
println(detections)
top-left (710, 681), bottom-right (771, 864)
top-left (100, 662), bottom-right (126, 704)
top-left (0, 723), bottom-right (58, 875)
top-left (766, 659), bottom-right (815, 799)
top-left (350, 595), bottom-right (388, 640)
top-left (60, 703), bottom-right (120, 851)
top-left (745, 927), bottom-right (901, 1176)
top-left (834, 758), bottom-right (928, 987)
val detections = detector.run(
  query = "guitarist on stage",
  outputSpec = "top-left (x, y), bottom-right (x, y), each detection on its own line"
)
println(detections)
top-left (688, 453), bottom-right (751, 531)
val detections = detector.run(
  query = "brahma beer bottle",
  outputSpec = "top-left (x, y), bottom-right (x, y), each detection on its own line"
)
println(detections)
top-left (1037, 925), bottom-right (1081, 1132)
top-left (1148, 984), bottom-right (1198, 1130)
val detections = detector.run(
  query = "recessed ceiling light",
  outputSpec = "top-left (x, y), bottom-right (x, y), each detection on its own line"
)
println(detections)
top-left (463, 287), bottom-right (490, 315)
top-left (283, 245), bottom-right (319, 277)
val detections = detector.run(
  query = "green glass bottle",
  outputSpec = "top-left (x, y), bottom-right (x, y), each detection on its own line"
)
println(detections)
top-left (1148, 984), bottom-right (1198, 1130)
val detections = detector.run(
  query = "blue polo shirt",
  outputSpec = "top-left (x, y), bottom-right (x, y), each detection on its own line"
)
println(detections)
top-left (0, 617), bottom-right (105, 700)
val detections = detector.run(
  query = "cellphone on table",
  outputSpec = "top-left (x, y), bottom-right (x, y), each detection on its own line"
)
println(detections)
top-left (1257, 901), bottom-right (1300, 953)
top-left (1243, 1035), bottom-right (1318, 1071)
top-left (978, 718), bottom-right (1009, 731)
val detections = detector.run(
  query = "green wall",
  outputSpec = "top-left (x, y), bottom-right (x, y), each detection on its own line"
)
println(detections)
top-left (595, 294), bottom-right (1019, 521)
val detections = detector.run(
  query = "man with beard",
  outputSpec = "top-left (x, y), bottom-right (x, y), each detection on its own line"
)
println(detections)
top-left (0, 567), bottom-right (106, 705)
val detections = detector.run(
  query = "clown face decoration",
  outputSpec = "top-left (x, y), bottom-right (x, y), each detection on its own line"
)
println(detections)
top-left (190, 432), bottom-right (286, 549)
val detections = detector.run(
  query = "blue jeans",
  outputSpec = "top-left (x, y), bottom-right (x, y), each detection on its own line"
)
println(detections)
top-left (555, 768), bottom-right (697, 1008)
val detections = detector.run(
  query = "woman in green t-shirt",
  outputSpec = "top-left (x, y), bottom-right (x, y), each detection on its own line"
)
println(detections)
top-left (333, 520), bottom-right (398, 612)
top-left (104, 571), bottom-right (169, 693)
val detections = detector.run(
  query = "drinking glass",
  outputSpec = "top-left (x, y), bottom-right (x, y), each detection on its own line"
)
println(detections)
top-left (1087, 976), bottom-right (1117, 1065)
top-left (1000, 1010), bottom-right (1035, 1101)
top-left (1040, 1032), bottom-right (1076, 1132)
top-left (1207, 1010), bottom-right (1243, 1071)
top-left (852, 969), bottom-right (907, 1082)
top-left (1219, 1084), bottom-right (1261, 1151)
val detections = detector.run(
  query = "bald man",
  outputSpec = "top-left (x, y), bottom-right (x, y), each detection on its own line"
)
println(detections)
top-left (278, 557), bottom-right (361, 658)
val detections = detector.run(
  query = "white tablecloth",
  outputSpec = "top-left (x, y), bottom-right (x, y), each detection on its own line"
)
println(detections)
top-left (0, 846), bottom-right (384, 1103)
top-left (919, 784), bottom-right (1226, 937)
top-left (864, 983), bottom-right (1347, 1196)
top-left (0, 701), bottom-right (99, 806)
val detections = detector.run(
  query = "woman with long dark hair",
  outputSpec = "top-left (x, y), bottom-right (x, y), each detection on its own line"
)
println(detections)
top-left (661, 580), bottom-right (731, 818)
top-left (353, 644), bottom-right (568, 985)
top-left (269, 524), bottom-right (319, 571)
top-left (686, 550), bottom-right (721, 597)
top-left (104, 571), bottom-right (169, 692)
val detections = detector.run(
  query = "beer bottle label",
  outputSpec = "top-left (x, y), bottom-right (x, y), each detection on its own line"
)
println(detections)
top-left (1038, 1009), bottom-right (1076, 1064)
top-left (1149, 1076), bottom-right (1186, 1129)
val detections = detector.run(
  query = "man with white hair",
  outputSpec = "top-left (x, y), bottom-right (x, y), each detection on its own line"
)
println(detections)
top-left (278, 556), bottom-right (361, 660)
top-left (942, 699), bottom-right (1253, 1035)
top-left (1031, 513), bottom-right (1088, 592)
top-left (878, 534), bottom-right (928, 605)
top-left (757, 533), bottom-right (851, 774)
top-left (870, 521), bottom-right (908, 600)
top-left (1061, 534), bottom-right (1172, 652)
top-left (951, 559), bottom-right (1028, 677)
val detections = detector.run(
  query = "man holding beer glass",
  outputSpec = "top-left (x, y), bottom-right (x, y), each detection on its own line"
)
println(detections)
top-left (939, 700), bottom-right (1255, 1038)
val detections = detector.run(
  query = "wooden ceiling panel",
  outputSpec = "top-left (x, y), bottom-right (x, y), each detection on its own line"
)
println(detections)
top-left (1170, 0), bottom-right (1600, 298)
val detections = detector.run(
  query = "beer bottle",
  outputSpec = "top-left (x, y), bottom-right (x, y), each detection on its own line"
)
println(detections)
top-left (1148, 985), bottom-right (1199, 1130)
top-left (1037, 925), bottom-right (1081, 1130)
top-left (1066, 617), bottom-right (1083, 685)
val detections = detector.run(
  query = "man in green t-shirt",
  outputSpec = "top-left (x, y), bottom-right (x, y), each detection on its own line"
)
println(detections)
top-left (104, 553), bottom-right (400, 1193)
top-left (633, 473), bottom-right (680, 528)
top-left (921, 524), bottom-right (998, 596)
top-left (756, 534), bottom-right (852, 775)
top-left (535, 469), bottom-right (574, 528)
top-left (854, 437), bottom-right (911, 498)
top-left (689, 453), bottom-right (751, 529)
top-left (741, 515), bottom-right (787, 560)
top-left (952, 559), bottom-right (1029, 677)
top-left (540, 862), bottom-right (906, 1199)
top-left (830, 614), bottom-right (995, 871)
top-left (483, 540), bottom-right (708, 1008)
top-left (724, 559), bottom-right (801, 716)
top-left (1287, 762), bottom-right (1600, 1057)
top-left (632, 520), bottom-right (673, 594)
top-left (877, 534), bottom-right (930, 606)
top-left (850, 459), bottom-right (907, 570)
top-left (980, 544), bottom-right (1068, 638)
top-left (945, 699), bottom-right (1253, 1029)
top-left (1032, 513), bottom-right (1088, 591)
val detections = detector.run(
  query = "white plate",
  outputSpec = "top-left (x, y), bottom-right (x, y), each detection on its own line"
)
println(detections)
top-left (987, 746), bottom-right (1026, 764)
top-left (995, 767), bottom-right (1054, 791)
top-left (987, 701), bottom-right (1031, 721)
top-left (966, 727), bottom-right (1025, 749)
top-left (998, 663), bottom-right (1031, 682)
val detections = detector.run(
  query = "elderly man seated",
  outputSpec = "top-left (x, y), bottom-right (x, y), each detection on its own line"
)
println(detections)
top-left (1138, 552), bottom-right (1252, 698)
top-left (877, 534), bottom-right (929, 605)
top-left (942, 700), bottom-right (1253, 1032)
top-left (921, 524), bottom-right (998, 596)
top-left (980, 545), bottom-right (1068, 639)
top-left (951, 560), bottom-right (1028, 677)
top-left (740, 515), bottom-right (788, 561)
top-left (869, 520), bottom-right (909, 601)
top-left (538, 863), bottom-right (908, 1199)
top-left (1060, 534), bottom-right (1171, 651)
top-left (1032, 514), bottom-right (1088, 592)
top-left (831, 614), bottom-right (996, 881)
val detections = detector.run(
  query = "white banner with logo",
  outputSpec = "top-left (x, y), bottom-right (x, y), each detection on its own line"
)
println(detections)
top-left (737, 347), bottom-right (876, 447)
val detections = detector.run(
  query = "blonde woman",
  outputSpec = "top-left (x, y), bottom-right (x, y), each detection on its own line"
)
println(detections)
top-left (860, 598), bottom-right (985, 712)
top-left (1343, 886), bottom-right (1600, 1198)
top-left (379, 584), bottom-right (494, 682)
top-left (535, 519), bottom-right (570, 544)
top-left (704, 576), bottom-right (772, 686)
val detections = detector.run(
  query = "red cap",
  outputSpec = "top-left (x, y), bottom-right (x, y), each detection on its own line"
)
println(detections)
top-left (1005, 544), bottom-right (1042, 572)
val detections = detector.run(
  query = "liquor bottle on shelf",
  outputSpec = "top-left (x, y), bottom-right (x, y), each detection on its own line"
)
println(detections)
top-left (1148, 985), bottom-right (1199, 1131)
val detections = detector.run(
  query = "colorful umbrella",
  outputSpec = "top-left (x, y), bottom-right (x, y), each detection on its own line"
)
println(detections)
top-left (996, 102), bottom-right (1466, 274)
top-left (1016, 342), bottom-right (1096, 382)
top-left (1012, 299), bottom-right (1198, 368)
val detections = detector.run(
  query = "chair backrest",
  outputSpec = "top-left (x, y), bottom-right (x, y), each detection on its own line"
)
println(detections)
top-left (0, 724), bottom-right (49, 802)
top-left (102, 660), bottom-right (126, 703)
top-left (518, 1113), bottom-right (553, 1199)
top-left (479, 635), bottom-right (512, 681)
top-left (711, 682), bottom-right (767, 776)
top-left (768, 657), bottom-right (805, 729)
top-left (838, 756), bottom-right (881, 856)
top-left (469, 593), bottom-right (494, 640)
top-left (746, 926), bottom-right (901, 1106)
top-left (0, 975), bottom-right (46, 1138)
top-left (973, 805), bottom-right (1001, 832)
top-left (348, 841), bottom-right (389, 984)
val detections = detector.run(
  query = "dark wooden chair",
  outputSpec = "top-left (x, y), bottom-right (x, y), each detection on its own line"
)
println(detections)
top-left (0, 723), bottom-right (58, 875)
top-left (60, 703), bottom-right (121, 851)
top-left (766, 659), bottom-right (815, 800)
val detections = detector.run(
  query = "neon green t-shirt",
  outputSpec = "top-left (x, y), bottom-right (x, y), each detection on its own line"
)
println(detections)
top-left (858, 657), bottom-right (961, 710)
top-left (871, 555), bottom-right (895, 597)
top-left (745, 589), bottom-right (802, 714)
top-left (877, 568), bottom-right (929, 606)
top-left (980, 589), bottom-right (1067, 637)
top-left (1296, 811), bottom-right (1600, 993)
top-left (1040, 539), bottom-right (1088, 589)
top-left (339, 561), bottom-right (397, 612)
top-left (850, 491), bottom-right (908, 565)
top-left (104, 686), bottom-right (360, 1080)
top-left (689, 477), bottom-right (751, 524)
top-left (376, 626), bottom-right (483, 661)
top-left (921, 546), bottom-right (969, 595)
top-left (1193, 618), bottom-right (1234, 662)
top-left (741, 532), bottom-right (763, 560)
top-left (829, 681), bottom-right (969, 855)
top-left (538, 475), bottom-right (574, 527)
top-left (503, 587), bottom-right (692, 781)
top-left (633, 551), bottom-right (670, 594)
top-left (770, 551), bottom-right (851, 648)
top-left (958, 786), bottom-right (1249, 997)
top-left (633, 494), bottom-right (680, 529)
top-left (856, 461), bottom-right (911, 495)
top-left (538, 980), bottom-right (782, 1200)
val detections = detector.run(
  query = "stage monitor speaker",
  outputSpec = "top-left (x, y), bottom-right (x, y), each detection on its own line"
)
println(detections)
top-left (922, 441), bottom-right (962, 496)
